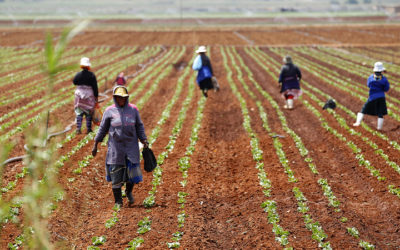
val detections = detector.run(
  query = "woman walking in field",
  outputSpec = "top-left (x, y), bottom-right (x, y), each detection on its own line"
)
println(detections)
top-left (192, 46), bottom-right (216, 97)
top-left (92, 86), bottom-right (149, 207)
top-left (278, 55), bottom-right (302, 110)
top-left (353, 62), bottom-right (390, 130)
top-left (73, 57), bottom-right (98, 134)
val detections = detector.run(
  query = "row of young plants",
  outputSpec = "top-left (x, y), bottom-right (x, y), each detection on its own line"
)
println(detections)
top-left (85, 47), bottom-right (188, 249)
top-left (247, 46), bottom-right (365, 247)
top-left (231, 46), bottom-right (335, 249)
top-left (1, 46), bottom-right (173, 242)
top-left (289, 47), bottom-right (400, 117)
top-left (0, 46), bottom-right (138, 129)
top-left (317, 46), bottom-right (400, 83)
top-left (0, 46), bottom-right (90, 101)
top-left (0, 47), bottom-right (109, 113)
top-left (0, 46), bottom-right (158, 141)
top-left (0, 46), bottom-right (90, 90)
top-left (5, 46), bottom-right (178, 249)
top-left (351, 47), bottom-right (400, 67)
top-left (0, 47), bottom-right (41, 71)
top-left (247, 46), bottom-right (377, 248)
top-left (57, 46), bottom-right (180, 247)
top-left (0, 48), bottom-right (104, 106)
top-left (221, 46), bottom-right (293, 248)
top-left (0, 46), bottom-right (80, 74)
top-left (274, 47), bottom-right (400, 177)
top-left (0, 130), bottom-right (76, 228)
top-left (265, 48), bottom-right (393, 184)
top-left (293, 47), bottom-right (400, 104)
top-left (284, 47), bottom-right (400, 148)
top-left (0, 46), bottom-right (118, 136)
top-left (166, 84), bottom-right (207, 249)
top-left (142, 71), bottom-right (194, 208)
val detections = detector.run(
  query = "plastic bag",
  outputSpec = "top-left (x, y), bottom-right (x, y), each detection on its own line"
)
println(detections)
top-left (92, 103), bottom-right (103, 126)
top-left (212, 76), bottom-right (220, 91)
top-left (142, 147), bottom-right (157, 172)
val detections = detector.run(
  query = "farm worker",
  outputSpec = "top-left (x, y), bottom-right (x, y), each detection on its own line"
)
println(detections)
top-left (114, 72), bottom-right (127, 85)
top-left (91, 85), bottom-right (149, 207)
top-left (192, 45), bottom-right (216, 97)
top-left (353, 62), bottom-right (390, 130)
top-left (73, 57), bottom-right (98, 134)
top-left (278, 55), bottom-right (302, 110)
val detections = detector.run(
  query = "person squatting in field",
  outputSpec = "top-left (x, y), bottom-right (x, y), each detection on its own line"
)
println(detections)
top-left (73, 57), bottom-right (99, 134)
top-left (192, 45), bottom-right (216, 97)
top-left (92, 86), bottom-right (149, 207)
top-left (278, 55), bottom-right (302, 110)
top-left (353, 62), bottom-right (390, 130)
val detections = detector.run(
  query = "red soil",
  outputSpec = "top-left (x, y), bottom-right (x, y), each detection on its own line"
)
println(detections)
top-left (1, 22), bottom-right (400, 249)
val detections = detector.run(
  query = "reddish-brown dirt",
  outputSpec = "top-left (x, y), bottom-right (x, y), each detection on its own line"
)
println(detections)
top-left (1, 21), bottom-right (400, 249)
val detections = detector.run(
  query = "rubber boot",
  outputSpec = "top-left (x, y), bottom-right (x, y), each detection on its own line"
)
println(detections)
top-left (287, 99), bottom-right (294, 109)
top-left (76, 114), bottom-right (83, 134)
top-left (125, 183), bottom-right (134, 205)
top-left (112, 188), bottom-right (123, 207)
top-left (86, 115), bottom-right (93, 134)
top-left (377, 118), bottom-right (384, 130)
top-left (202, 89), bottom-right (208, 98)
top-left (284, 100), bottom-right (289, 109)
top-left (353, 113), bottom-right (364, 126)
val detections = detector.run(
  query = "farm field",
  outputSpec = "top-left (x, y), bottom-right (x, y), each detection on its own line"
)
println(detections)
top-left (1, 22), bottom-right (400, 249)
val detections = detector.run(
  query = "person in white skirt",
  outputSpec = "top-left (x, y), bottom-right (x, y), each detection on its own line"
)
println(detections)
top-left (353, 62), bottom-right (390, 130)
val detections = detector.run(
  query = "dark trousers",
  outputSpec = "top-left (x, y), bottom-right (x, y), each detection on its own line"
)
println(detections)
top-left (76, 113), bottom-right (92, 131)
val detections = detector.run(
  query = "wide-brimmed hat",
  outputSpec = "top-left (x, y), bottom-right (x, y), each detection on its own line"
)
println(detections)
top-left (113, 86), bottom-right (129, 97)
top-left (196, 46), bottom-right (207, 53)
top-left (373, 62), bottom-right (385, 72)
top-left (80, 57), bottom-right (91, 67)
top-left (283, 55), bottom-right (292, 64)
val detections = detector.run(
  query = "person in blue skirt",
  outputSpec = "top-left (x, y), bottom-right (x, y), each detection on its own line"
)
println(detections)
top-left (192, 46), bottom-right (215, 97)
top-left (92, 86), bottom-right (149, 207)
top-left (353, 62), bottom-right (390, 130)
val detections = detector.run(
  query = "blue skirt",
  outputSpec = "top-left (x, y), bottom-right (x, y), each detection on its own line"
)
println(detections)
top-left (106, 158), bottom-right (143, 186)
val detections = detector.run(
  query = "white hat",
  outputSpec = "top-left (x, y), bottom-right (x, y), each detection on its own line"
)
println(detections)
top-left (196, 46), bottom-right (207, 53)
top-left (373, 62), bottom-right (385, 72)
top-left (80, 57), bottom-right (91, 67)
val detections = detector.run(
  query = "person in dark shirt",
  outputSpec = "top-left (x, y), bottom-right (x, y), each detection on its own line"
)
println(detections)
top-left (114, 72), bottom-right (127, 85)
top-left (278, 55), bottom-right (302, 110)
top-left (73, 57), bottom-right (99, 134)
top-left (353, 62), bottom-right (390, 130)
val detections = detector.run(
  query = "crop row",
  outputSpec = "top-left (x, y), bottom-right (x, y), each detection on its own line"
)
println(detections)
top-left (85, 47), bottom-right (188, 249)
top-left (2, 47), bottom-right (181, 246)
top-left (247, 46), bottom-right (378, 248)
top-left (0, 46), bottom-right (162, 142)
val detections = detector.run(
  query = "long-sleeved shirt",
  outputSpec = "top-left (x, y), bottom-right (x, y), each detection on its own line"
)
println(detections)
top-left (95, 97), bottom-right (147, 165)
top-left (192, 54), bottom-right (213, 83)
top-left (278, 63), bottom-right (302, 92)
top-left (73, 69), bottom-right (99, 97)
top-left (367, 74), bottom-right (390, 101)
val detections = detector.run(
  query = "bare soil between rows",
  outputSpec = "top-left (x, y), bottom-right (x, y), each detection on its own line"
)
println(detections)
top-left (1, 24), bottom-right (400, 249)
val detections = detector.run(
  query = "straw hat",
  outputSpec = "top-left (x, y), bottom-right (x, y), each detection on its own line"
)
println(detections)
top-left (196, 46), bottom-right (207, 53)
top-left (113, 86), bottom-right (129, 97)
top-left (373, 62), bottom-right (385, 72)
top-left (80, 57), bottom-right (91, 67)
